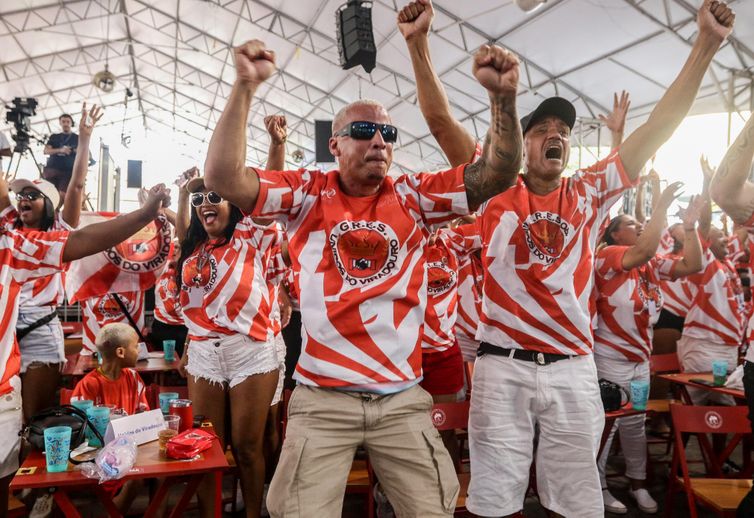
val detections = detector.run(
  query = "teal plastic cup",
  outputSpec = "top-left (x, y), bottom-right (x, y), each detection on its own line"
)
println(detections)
top-left (44, 426), bottom-right (72, 473)
top-left (630, 380), bottom-right (650, 411)
top-left (159, 392), bottom-right (180, 414)
top-left (86, 406), bottom-right (111, 447)
top-left (71, 399), bottom-right (93, 413)
top-left (163, 340), bottom-right (176, 361)
top-left (712, 360), bottom-right (728, 387)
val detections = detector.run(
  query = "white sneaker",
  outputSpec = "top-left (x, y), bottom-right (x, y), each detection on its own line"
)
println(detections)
top-left (603, 489), bottom-right (627, 515)
top-left (29, 494), bottom-right (53, 518)
top-left (631, 488), bottom-right (658, 514)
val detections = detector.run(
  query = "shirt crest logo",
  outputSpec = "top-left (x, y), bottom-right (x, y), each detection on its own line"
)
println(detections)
top-left (427, 260), bottom-right (456, 296)
top-left (522, 211), bottom-right (572, 265)
top-left (329, 221), bottom-right (400, 287)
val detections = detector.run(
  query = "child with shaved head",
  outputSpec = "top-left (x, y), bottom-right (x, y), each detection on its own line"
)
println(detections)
top-left (71, 323), bottom-right (149, 415)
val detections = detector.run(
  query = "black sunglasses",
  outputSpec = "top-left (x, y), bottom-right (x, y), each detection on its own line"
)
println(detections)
top-left (15, 192), bottom-right (45, 202)
top-left (190, 191), bottom-right (223, 207)
top-left (333, 121), bottom-right (398, 143)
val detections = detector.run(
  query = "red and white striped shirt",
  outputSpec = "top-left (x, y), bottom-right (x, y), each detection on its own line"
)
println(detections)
top-left (477, 152), bottom-right (635, 355)
top-left (251, 165), bottom-right (469, 389)
top-left (81, 291), bottom-right (145, 353)
top-left (1, 207), bottom-right (72, 307)
top-left (422, 234), bottom-right (460, 353)
top-left (682, 244), bottom-right (746, 346)
top-left (154, 264), bottom-right (183, 326)
top-left (0, 228), bottom-right (68, 394)
top-left (179, 215), bottom-right (278, 342)
top-left (594, 246), bottom-right (680, 362)
top-left (440, 222), bottom-right (483, 353)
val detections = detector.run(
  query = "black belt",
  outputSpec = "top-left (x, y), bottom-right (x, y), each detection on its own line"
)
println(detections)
top-left (478, 342), bottom-right (574, 366)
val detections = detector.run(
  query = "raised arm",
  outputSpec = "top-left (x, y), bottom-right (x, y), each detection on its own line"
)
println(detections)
top-left (0, 176), bottom-right (10, 213)
top-left (63, 184), bottom-right (170, 262)
top-left (698, 156), bottom-right (713, 239)
top-left (62, 103), bottom-right (102, 227)
top-left (398, 0), bottom-right (476, 167)
top-left (204, 40), bottom-right (276, 213)
top-left (635, 169), bottom-right (661, 223)
top-left (622, 182), bottom-right (682, 269)
top-left (598, 91), bottom-right (631, 151)
top-left (710, 114), bottom-right (754, 223)
top-left (463, 45), bottom-right (522, 211)
top-left (174, 167), bottom-right (198, 241)
top-left (264, 115), bottom-right (287, 171)
top-left (672, 195), bottom-right (704, 278)
top-left (619, 0), bottom-right (734, 181)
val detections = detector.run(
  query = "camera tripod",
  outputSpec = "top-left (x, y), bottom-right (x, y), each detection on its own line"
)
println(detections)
top-left (5, 142), bottom-right (43, 181)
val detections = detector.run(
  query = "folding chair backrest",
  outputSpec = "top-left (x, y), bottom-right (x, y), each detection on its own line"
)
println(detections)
top-left (669, 404), bottom-right (751, 435)
top-left (670, 403), bottom-right (751, 478)
top-left (431, 400), bottom-right (470, 432)
top-left (650, 352), bottom-right (681, 374)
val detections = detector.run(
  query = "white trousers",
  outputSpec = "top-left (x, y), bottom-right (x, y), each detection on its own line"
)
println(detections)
top-left (594, 355), bottom-right (649, 485)
top-left (677, 336), bottom-right (739, 405)
top-left (467, 352), bottom-right (604, 518)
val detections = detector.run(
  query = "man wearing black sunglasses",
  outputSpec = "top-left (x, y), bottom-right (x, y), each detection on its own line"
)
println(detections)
top-left (204, 35), bottom-right (522, 517)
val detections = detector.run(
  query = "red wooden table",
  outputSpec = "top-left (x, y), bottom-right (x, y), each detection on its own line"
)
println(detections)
top-left (10, 426), bottom-right (227, 518)
top-left (657, 372), bottom-right (746, 404)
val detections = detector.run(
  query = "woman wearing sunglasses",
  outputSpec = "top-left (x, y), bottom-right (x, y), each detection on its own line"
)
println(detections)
top-left (177, 176), bottom-right (280, 518)
top-left (0, 103), bottom-right (101, 423)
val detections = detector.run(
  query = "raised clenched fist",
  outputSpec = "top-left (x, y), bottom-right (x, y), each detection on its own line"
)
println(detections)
top-left (472, 45), bottom-right (520, 95)
top-left (698, 0), bottom-right (735, 44)
top-left (234, 39), bottom-right (276, 87)
top-left (397, 0), bottom-right (434, 41)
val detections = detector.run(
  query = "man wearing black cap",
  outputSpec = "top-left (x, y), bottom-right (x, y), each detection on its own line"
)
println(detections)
top-left (402, 0), bottom-right (735, 517)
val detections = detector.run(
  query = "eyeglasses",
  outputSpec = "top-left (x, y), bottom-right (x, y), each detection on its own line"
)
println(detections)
top-left (190, 191), bottom-right (223, 207)
top-left (15, 192), bottom-right (45, 202)
top-left (333, 121), bottom-right (398, 143)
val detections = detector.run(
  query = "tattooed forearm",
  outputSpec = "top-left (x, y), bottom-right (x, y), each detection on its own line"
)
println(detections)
top-left (464, 93), bottom-right (522, 211)
top-left (711, 115), bottom-right (754, 223)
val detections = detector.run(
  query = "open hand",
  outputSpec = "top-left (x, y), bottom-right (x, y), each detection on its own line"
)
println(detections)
top-left (79, 102), bottom-right (103, 138)
top-left (142, 184), bottom-right (171, 219)
top-left (598, 91), bottom-right (630, 135)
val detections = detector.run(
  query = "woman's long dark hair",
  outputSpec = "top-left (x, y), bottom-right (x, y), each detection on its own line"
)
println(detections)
top-left (176, 203), bottom-right (244, 287)
top-left (600, 214), bottom-right (627, 246)
top-left (14, 197), bottom-right (55, 231)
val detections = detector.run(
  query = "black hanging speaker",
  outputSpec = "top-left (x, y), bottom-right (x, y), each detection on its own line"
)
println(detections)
top-left (336, 1), bottom-right (376, 73)
top-left (126, 160), bottom-right (142, 188)
top-left (315, 120), bottom-right (336, 164)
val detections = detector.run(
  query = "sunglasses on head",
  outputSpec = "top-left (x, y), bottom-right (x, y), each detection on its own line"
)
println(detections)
top-left (190, 191), bottom-right (223, 207)
top-left (333, 121), bottom-right (398, 143)
top-left (15, 192), bottom-right (45, 202)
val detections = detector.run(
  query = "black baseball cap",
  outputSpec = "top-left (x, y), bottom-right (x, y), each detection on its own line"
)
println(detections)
top-left (520, 97), bottom-right (576, 135)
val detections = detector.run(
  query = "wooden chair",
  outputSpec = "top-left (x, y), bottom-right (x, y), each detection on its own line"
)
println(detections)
top-left (7, 494), bottom-right (26, 518)
top-left (666, 404), bottom-right (753, 517)
top-left (431, 400), bottom-right (471, 515)
top-left (647, 353), bottom-right (683, 461)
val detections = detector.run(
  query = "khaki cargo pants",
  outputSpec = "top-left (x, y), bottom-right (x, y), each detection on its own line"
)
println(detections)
top-left (267, 383), bottom-right (459, 517)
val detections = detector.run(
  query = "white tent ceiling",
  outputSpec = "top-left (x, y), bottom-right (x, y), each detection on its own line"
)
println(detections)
top-left (1, 0), bottom-right (752, 175)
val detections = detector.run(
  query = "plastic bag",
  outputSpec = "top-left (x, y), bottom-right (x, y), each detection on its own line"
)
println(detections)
top-left (166, 428), bottom-right (216, 460)
top-left (725, 364), bottom-right (744, 390)
top-left (78, 436), bottom-right (137, 483)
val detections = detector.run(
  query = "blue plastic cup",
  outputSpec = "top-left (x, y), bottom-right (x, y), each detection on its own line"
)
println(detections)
top-left (86, 406), bottom-right (111, 447)
top-left (712, 359), bottom-right (728, 387)
top-left (630, 380), bottom-right (650, 411)
top-left (163, 340), bottom-right (176, 362)
top-left (44, 426), bottom-right (72, 473)
top-left (71, 399), bottom-right (93, 413)
top-left (159, 392), bottom-right (180, 414)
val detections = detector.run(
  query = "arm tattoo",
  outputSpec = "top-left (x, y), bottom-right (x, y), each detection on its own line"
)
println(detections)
top-left (464, 93), bottom-right (522, 211)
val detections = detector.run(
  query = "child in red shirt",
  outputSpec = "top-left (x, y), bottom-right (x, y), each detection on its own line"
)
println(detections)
top-left (72, 323), bottom-right (149, 414)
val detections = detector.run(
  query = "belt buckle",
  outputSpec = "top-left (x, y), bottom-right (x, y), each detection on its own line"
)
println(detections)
top-left (534, 352), bottom-right (546, 366)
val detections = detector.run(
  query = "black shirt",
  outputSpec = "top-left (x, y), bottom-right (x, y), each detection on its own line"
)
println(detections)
top-left (46, 132), bottom-right (79, 172)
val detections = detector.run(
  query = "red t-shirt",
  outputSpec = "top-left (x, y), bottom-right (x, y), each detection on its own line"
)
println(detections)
top-left (72, 368), bottom-right (149, 415)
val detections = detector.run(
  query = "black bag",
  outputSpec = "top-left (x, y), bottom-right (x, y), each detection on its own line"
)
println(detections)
top-left (20, 405), bottom-right (104, 451)
top-left (598, 378), bottom-right (630, 412)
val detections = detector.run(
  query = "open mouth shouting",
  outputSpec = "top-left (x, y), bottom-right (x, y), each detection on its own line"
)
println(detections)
top-left (199, 207), bottom-right (218, 226)
top-left (544, 139), bottom-right (564, 163)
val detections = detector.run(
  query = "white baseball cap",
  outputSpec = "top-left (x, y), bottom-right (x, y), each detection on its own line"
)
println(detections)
top-left (9, 178), bottom-right (61, 209)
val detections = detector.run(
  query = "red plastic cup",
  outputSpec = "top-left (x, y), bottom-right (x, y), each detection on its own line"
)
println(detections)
top-left (169, 399), bottom-right (193, 433)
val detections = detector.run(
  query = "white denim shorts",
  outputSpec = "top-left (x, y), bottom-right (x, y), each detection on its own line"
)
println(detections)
top-left (17, 306), bottom-right (65, 373)
top-left (271, 333), bottom-right (287, 406)
top-left (0, 376), bottom-right (22, 478)
top-left (187, 333), bottom-right (279, 389)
